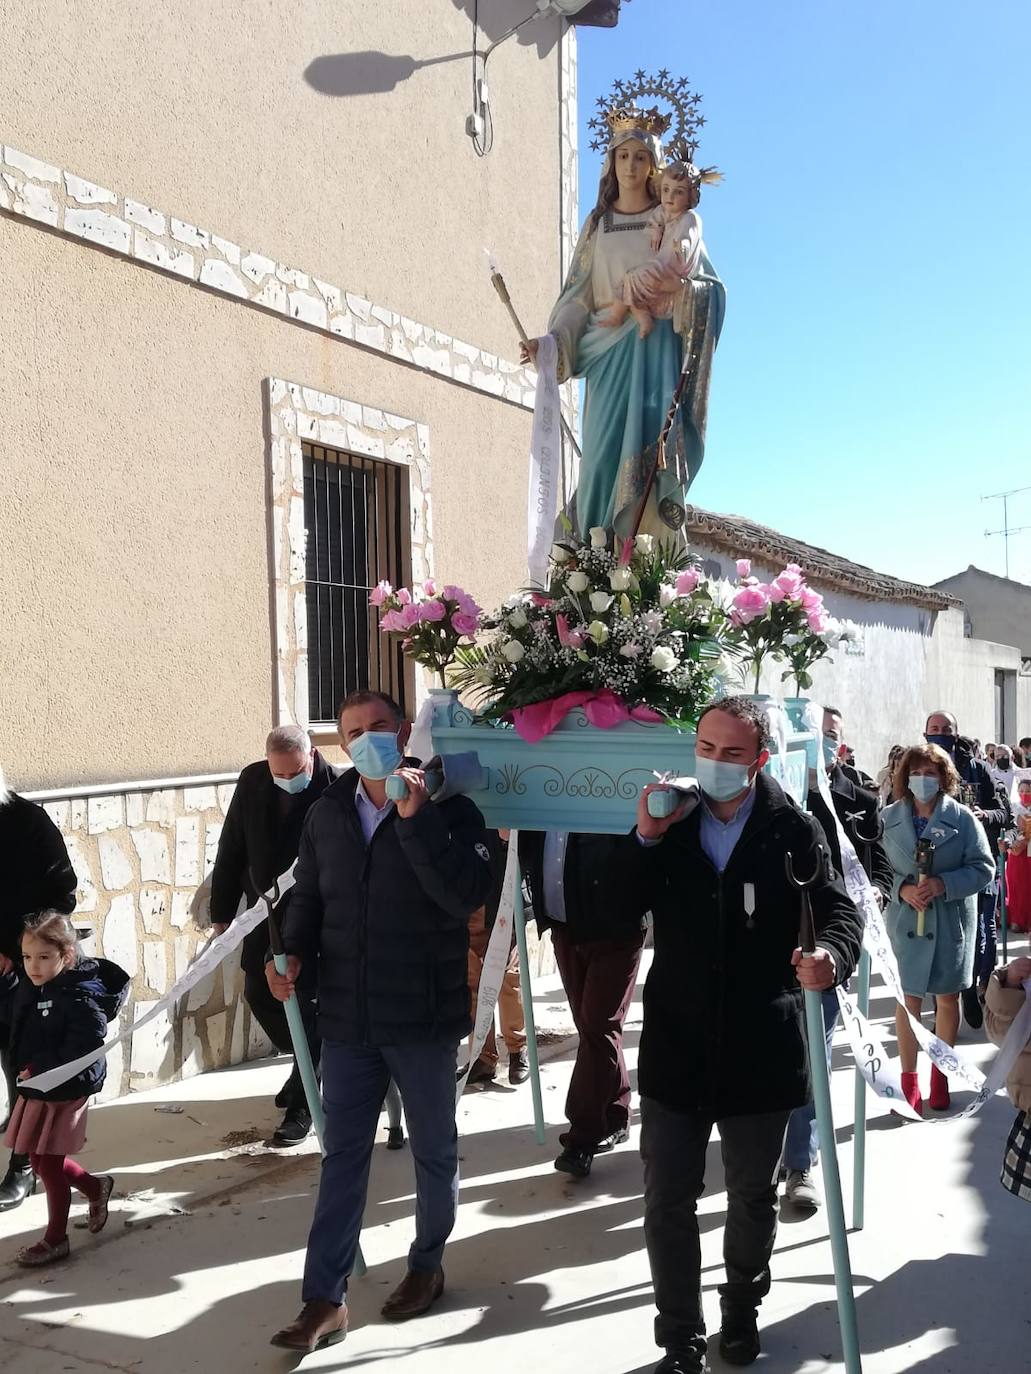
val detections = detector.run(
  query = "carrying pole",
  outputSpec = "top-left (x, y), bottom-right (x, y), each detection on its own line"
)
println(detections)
top-left (786, 852), bottom-right (863, 1374)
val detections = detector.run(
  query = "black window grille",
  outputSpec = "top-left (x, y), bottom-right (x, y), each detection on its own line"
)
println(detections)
top-left (302, 442), bottom-right (412, 723)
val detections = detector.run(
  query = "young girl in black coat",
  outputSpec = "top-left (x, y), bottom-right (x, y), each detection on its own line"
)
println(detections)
top-left (3, 910), bottom-right (129, 1266)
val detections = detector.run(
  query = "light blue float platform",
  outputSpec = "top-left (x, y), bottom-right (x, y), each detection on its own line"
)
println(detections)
top-left (429, 690), bottom-right (815, 834)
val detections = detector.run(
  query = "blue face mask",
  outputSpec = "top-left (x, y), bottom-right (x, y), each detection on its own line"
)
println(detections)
top-left (822, 735), bottom-right (840, 767)
top-left (696, 756), bottom-right (754, 803)
top-left (925, 733), bottom-right (955, 754)
top-left (272, 769), bottom-right (311, 795)
top-left (348, 729), bottom-right (402, 781)
top-left (909, 774), bottom-right (940, 804)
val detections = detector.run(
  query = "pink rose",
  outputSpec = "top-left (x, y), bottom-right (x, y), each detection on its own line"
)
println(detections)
top-left (399, 603), bottom-right (422, 629)
top-left (800, 587), bottom-right (823, 611)
top-left (556, 614), bottom-right (585, 649)
top-left (369, 580), bottom-right (392, 607)
top-left (443, 584), bottom-right (468, 603)
top-left (459, 595), bottom-right (482, 618)
top-left (451, 611), bottom-right (478, 636)
top-left (379, 609), bottom-right (404, 631)
top-left (807, 608), bottom-right (829, 633)
top-left (396, 587), bottom-right (412, 606)
top-left (423, 578), bottom-right (437, 597)
top-left (675, 568), bottom-right (701, 595)
top-left (419, 598), bottom-right (446, 622)
top-left (736, 559), bottom-right (751, 579)
top-left (731, 583), bottom-right (772, 624)
top-left (770, 567), bottom-right (805, 601)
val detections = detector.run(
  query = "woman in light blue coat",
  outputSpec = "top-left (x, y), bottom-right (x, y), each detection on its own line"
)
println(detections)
top-left (882, 743), bottom-right (994, 1116)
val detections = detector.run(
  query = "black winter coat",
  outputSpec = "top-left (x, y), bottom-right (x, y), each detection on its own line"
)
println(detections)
top-left (5, 958), bottom-right (129, 1102)
top-left (518, 831), bottom-right (651, 944)
top-left (209, 751), bottom-right (339, 973)
top-left (281, 772), bottom-right (492, 1046)
top-left (0, 795), bottom-right (77, 959)
top-left (808, 766), bottom-right (893, 901)
top-left (638, 773), bottom-right (863, 1118)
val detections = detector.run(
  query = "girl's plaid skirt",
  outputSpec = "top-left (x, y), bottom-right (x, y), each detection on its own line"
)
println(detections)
top-left (1001, 1109), bottom-right (1031, 1202)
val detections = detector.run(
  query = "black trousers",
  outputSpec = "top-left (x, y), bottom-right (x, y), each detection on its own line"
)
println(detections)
top-left (641, 1094), bottom-right (790, 1354)
top-left (244, 970), bottom-right (321, 1110)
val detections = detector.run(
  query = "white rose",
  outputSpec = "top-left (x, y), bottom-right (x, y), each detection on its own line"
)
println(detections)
top-left (658, 584), bottom-right (676, 608)
top-left (567, 570), bottom-right (590, 593)
top-left (587, 620), bottom-right (610, 645)
top-left (589, 591), bottom-right (613, 613)
top-left (635, 533), bottom-right (655, 555)
top-left (501, 640), bottom-right (526, 663)
top-left (589, 526), bottom-right (608, 549)
top-left (551, 544), bottom-right (572, 564)
top-left (507, 608), bottom-right (528, 629)
top-left (609, 567), bottom-right (632, 591)
top-left (650, 645), bottom-right (678, 673)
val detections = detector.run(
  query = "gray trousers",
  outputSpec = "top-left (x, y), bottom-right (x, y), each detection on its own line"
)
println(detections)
top-left (641, 1095), bottom-right (790, 1352)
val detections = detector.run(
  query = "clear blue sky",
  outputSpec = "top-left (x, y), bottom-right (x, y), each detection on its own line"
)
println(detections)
top-left (576, 0), bottom-right (1031, 588)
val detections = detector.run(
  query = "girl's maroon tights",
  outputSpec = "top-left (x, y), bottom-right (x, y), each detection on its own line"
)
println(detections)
top-left (29, 1153), bottom-right (102, 1246)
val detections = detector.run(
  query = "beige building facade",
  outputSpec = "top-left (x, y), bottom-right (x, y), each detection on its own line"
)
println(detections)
top-left (1, 2), bottom-right (580, 1090)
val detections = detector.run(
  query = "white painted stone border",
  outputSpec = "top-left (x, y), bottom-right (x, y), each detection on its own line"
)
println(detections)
top-left (265, 378), bottom-right (431, 730)
top-left (0, 140), bottom-right (538, 409)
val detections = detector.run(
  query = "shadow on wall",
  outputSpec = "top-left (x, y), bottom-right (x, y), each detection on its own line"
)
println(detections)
top-left (303, 0), bottom-right (560, 98)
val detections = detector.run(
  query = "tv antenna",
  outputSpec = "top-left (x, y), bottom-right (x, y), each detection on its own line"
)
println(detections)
top-left (982, 485), bottom-right (1031, 579)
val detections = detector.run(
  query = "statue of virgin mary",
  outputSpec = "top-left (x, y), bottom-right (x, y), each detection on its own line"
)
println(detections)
top-left (523, 78), bottom-right (725, 542)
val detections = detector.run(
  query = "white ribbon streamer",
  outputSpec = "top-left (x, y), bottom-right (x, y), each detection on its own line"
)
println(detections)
top-left (527, 334), bottom-right (562, 587)
top-left (456, 833), bottom-right (520, 1102)
top-left (21, 866), bottom-right (297, 1093)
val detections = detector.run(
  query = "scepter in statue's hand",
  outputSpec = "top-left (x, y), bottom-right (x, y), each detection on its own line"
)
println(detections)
top-left (485, 249), bottom-right (581, 456)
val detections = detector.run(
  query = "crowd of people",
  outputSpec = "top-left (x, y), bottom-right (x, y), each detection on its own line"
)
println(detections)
top-left (1, 693), bottom-right (1030, 1374)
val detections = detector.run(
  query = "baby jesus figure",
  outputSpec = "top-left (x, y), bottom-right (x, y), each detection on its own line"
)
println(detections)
top-left (602, 161), bottom-right (704, 339)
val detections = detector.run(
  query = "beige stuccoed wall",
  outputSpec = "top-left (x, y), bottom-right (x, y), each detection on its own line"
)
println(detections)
top-left (0, 0), bottom-right (564, 358)
top-left (0, 219), bottom-right (531, 789)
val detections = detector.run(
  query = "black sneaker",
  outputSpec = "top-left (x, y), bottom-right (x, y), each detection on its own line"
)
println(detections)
top-left (719, 1312), bottom-right (760, 1366)
top-left (961, 985), bottom-right (983, 1030)
top-left (385, 1126), bottom-right (405, 1150)
top-left (554, 1146), bottom-right (593, 1179)
top-left (654, 1348), bottom-right (709, 1374)
top-left (272, 1107), bottom-right (313, 1146)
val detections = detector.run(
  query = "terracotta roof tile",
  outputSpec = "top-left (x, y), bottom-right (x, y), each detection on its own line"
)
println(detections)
top-left (685, 506), bottom-right (960, 611)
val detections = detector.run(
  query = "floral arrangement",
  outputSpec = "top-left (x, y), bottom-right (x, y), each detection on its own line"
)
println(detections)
top-left (370, 579), bottom-right (482, 687)
top-left (451, 527), bottom-right (729, 729)
top-left (726, 560), bottom-right (853, 693)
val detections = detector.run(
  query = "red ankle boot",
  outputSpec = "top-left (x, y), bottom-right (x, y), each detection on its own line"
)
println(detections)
top-left (928, 1064), bottom-right (950, 1112)
top-left (901, 1071), bottom-right (923, 1116)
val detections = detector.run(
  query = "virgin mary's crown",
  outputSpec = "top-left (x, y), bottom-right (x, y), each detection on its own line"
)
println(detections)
top-left (588, 68), bottom-right (711, 167)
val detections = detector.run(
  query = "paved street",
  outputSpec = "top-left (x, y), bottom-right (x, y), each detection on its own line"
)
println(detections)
top-left (1, 951), bottom-right (1028, 1374)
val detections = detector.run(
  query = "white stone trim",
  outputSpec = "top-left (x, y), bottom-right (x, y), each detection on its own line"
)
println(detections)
top-left (265, 378), bottom-right (432, 730)
top-left (23, 772), bottom-right (239, 803)
top-left (1, 139), bottom-right (538, 410)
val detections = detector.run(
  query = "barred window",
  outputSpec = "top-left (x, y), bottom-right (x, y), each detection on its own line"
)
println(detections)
top-left (302, 442), bottom-right (412, 723)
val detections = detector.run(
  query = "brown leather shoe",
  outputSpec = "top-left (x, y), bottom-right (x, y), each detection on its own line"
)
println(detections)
top-left (270, 1299), bottom-right (347, 1351)
top-left (381, 1268), bottom-right (445, 1321)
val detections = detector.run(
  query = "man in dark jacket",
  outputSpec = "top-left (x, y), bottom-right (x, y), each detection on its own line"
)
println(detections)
top-left (925, 711), bottom-right (1011, 1027)
top-left (781, 707), bottom-right (892, 1211)
top-left (519, 830), bottom-right (650, 1178)
top-left (0, 778), bottom-right (78, 1210)
top-left (209, 724), bottom-right (338, 1145)
top-left (636, 697), bottom-right (863, 1374)
top-left (267, 690), bottom-right (492, 1355)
